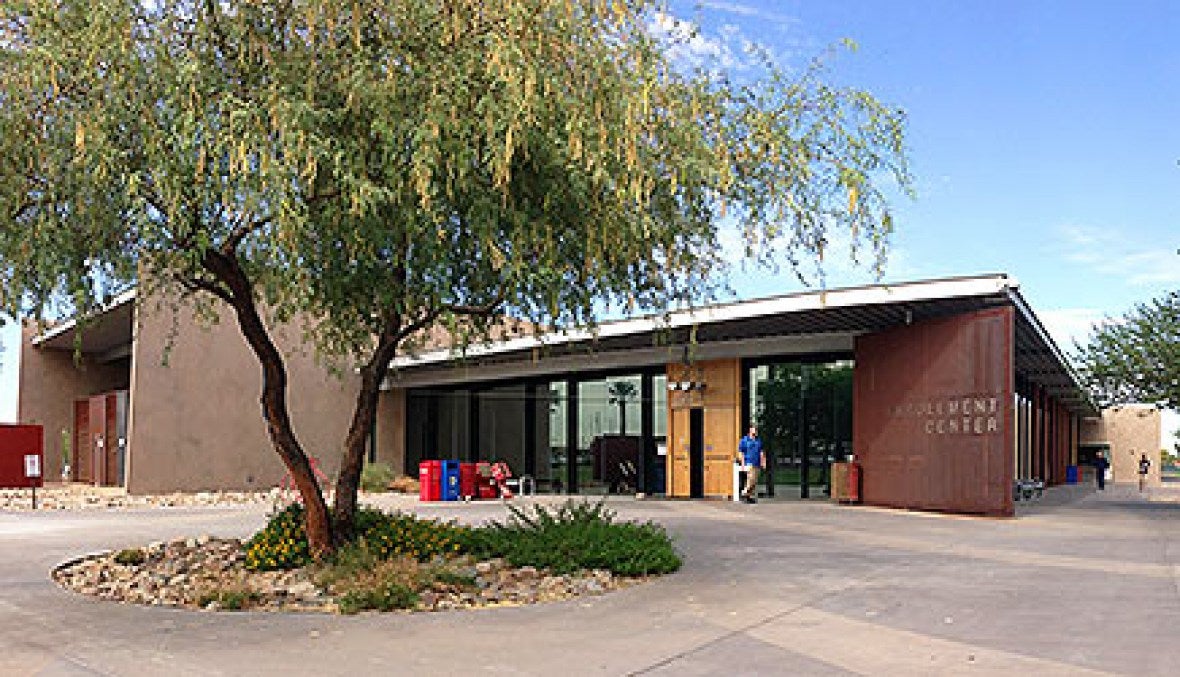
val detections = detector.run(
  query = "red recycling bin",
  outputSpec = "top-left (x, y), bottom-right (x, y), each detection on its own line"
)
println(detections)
top-left (418, 461), bottom-right (442, 501)
top-left (476, 462), bottom-right (498, 499)
top-left (459, 462), bottom-right (477, 499)
top-left (847, 462), bottom-right (862, 504)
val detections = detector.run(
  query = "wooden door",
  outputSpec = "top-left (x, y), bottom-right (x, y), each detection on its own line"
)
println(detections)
top-left (73, 400), bottom-right (90, 483)
top-left (668, 408), bottom-right (690, 497)
top-left (88, 395), bottom-right (107, 487)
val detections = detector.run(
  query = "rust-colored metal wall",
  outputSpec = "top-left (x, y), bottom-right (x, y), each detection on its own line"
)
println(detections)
top-left (0, 425), bottom-right (44, 489)
top-left (853, 307), bottom-right (1015, 516)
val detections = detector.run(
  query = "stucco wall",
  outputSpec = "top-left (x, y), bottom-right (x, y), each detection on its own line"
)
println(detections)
top-left (126, 300), bottom-right (399, 493)
top-left (17, 325), bottom-right (130, 481)
top-left (1080, 406), bottom-right (1162, 486)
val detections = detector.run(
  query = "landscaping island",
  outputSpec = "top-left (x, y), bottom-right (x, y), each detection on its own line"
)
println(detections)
top-left (53, 501), bottom-right (681, 614)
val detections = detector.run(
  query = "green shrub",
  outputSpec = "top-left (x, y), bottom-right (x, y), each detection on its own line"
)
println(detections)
top-left (197, 586), bottom-right (260, 611)
top-left (337, 581), bottom-right (418, 614)
top-left (245, 503), bottom-right (312, 571)
top-left (467, 500), bottom-right (681, 576)
top-left (113, 548), bottom-right (145, 566)
top-left (356, 510), bottom-right (468, 563)
top-left (245, 503), bottom-right (468, 571)
top-left (360, 462), bottom-right (396, 493)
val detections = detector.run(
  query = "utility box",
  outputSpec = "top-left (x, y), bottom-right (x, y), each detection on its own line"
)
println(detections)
top-left (459, 462), bottom-right (478, 499)
top-left (0, 425), bottom-right (44, 489)
top-left (418, 461), bottom-right (442, 501)
top-left (440, 460), bottom-right (461, 501)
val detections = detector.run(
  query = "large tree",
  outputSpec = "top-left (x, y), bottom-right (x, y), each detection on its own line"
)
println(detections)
top-left (0, 0), bottom-right (909, 556)
top-left (1075, 290), bottom-right (1180, 409)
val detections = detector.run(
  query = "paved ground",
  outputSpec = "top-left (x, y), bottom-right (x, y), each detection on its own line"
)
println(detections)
top-left (2, 485), bottom-right (1179, 676)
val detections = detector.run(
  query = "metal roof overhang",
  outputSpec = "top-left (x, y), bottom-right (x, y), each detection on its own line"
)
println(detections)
top-left (30, 289), bottom-right (136, 364)
top-left (385, 274), bottom-right (1098, 415)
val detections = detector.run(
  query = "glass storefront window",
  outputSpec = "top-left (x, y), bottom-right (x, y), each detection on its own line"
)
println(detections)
top-left (546, 382), bottom-right (568, 493)
top-left (747, 359), bottom-right (853, 498)
top-left (577, 376), bottom-right (642, 494)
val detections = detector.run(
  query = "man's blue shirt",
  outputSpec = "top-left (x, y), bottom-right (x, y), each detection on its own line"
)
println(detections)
top-left (739, 435), bottom-right (762, 465)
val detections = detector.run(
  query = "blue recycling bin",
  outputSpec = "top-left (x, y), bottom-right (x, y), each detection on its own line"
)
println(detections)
top-left (1066, 465), bottom-right (1078, 484)
top-left (440, 460), bottom-right (461, 501)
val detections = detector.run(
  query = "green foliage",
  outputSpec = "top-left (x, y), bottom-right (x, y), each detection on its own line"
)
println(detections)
top-left (113, 548), bottom-right (145, 566)
top-left (246, 503), bottom-right (467, 571)
top-left (245, 503), bottom-right (313, 571)
top-left (359, 462), bottom-right (395, 493)
top-left (196, 586), bottom-right (261, 611)
top-left (337, 581), bottom-right (419, 615)
top-left (1075, 291), bottom-right (1180, 409)
top-left (467, 501), bottom-right (681, 576)
top-left (0, 0), bottom-right (910, 552)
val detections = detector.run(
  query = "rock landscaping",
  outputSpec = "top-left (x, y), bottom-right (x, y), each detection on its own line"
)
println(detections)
top-left (1, 486), bottom-right (281, 511)
top-left (53, 537), bottom-right (635, 613)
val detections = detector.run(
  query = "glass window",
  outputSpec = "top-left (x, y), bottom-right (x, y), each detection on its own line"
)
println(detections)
top-left (478, 385), bottom-right (526, 475)
top-left (545, 381), bottom-right (568, 493)
top-left (747, 359), bottom-right (853, 498)
top-left (578, 375), bottom-right (643, 494)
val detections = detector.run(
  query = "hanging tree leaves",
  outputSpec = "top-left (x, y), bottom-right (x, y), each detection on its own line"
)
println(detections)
top-left (0, 0), bottom-right (910, 555)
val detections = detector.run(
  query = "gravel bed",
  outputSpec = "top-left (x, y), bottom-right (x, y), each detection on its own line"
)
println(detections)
top-left (53, 537), bottom-right (638, 613)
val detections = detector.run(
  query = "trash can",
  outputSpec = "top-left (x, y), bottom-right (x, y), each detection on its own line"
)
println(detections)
top-left (1066, 465), bottom-right (1078, 484)
top-left (440, 460), bottom-right (461, 501)
top-left (418, 461), bottom-right (441, 502)
top-left (846, 462), bottom-right (862, 504)
top-left (459, 462), bottom-right (478, 499)
top-left (732, 461), bottom-right (747, 502)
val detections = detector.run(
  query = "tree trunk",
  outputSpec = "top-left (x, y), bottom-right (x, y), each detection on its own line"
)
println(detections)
top-left (201, 250), bottom-right (335, 557)
top-left (333, 332), bottom-right (401, 541)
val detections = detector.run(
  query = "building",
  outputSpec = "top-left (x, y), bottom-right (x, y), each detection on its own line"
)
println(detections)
top-left (17, 273), bottom-right (1156, 515)
top-left (18, 289), bottom-right (401, 493)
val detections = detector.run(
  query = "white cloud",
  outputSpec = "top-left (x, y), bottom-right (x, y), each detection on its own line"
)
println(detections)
top-left (699, 1), bottom-right (799, 28)
top-left (649, 11), bottom-right (739, 72)
top-left (1037, 307), bottom-right (1105, 354)
top-left (1058, 224), bottom-right (1180, 286)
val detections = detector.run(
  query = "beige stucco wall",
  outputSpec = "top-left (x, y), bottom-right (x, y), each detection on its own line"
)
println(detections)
top-left (125, 300), bottom-right (403, 493)
top-left (375, 388), bottom-right (406, 476)
top-left (17, 325), bottom-right (130, 481)
top-left (1080, 406), bottom-right (1162, 486)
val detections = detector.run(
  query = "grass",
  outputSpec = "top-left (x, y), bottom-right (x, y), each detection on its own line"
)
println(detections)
top-left (196, 585), bottom-right (261, 611)
top-left (113, 548), bottom-right (145, 566)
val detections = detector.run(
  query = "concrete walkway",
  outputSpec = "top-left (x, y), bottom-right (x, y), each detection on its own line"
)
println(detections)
top-left (2, 486), bottom-right (1179, 676)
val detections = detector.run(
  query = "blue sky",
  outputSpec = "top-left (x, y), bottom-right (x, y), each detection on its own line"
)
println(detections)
top-left (2, 1), bottom-right (1177, 439)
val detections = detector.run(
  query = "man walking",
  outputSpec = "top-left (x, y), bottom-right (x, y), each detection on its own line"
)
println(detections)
top-left (1138, 453), bottom-right (1152, 492)
top-left (738, 426), bottom-right (766, 504)
top-left (1093, 450), bottom-right (1110, 491)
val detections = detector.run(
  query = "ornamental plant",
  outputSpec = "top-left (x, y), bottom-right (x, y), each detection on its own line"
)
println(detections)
top-left (0, 0), bottom-right (910, 558)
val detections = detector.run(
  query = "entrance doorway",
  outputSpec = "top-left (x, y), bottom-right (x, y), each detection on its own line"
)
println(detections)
top-left (747, 359), bottom-right (853, 500)
top-left (689, 408), bottom-right (704, 498)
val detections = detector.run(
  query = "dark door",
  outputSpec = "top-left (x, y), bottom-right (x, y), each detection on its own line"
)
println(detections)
top-left (689, 408), bottom-right (704, 499)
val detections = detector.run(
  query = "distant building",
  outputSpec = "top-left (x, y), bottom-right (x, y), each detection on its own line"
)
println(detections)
top-left (18, 273), bottom-right (1147, 516)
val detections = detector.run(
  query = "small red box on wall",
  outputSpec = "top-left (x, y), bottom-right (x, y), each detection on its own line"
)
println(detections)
top-left (0, 425), bottom-right (44, 489)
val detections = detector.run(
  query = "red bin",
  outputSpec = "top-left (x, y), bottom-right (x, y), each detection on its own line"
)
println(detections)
top-left (418, 460), bottom-right (442, 502)
top-left (459, 462), bottom-right (477, 499)
top-left (846, 462), bottom-right (862, 504)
